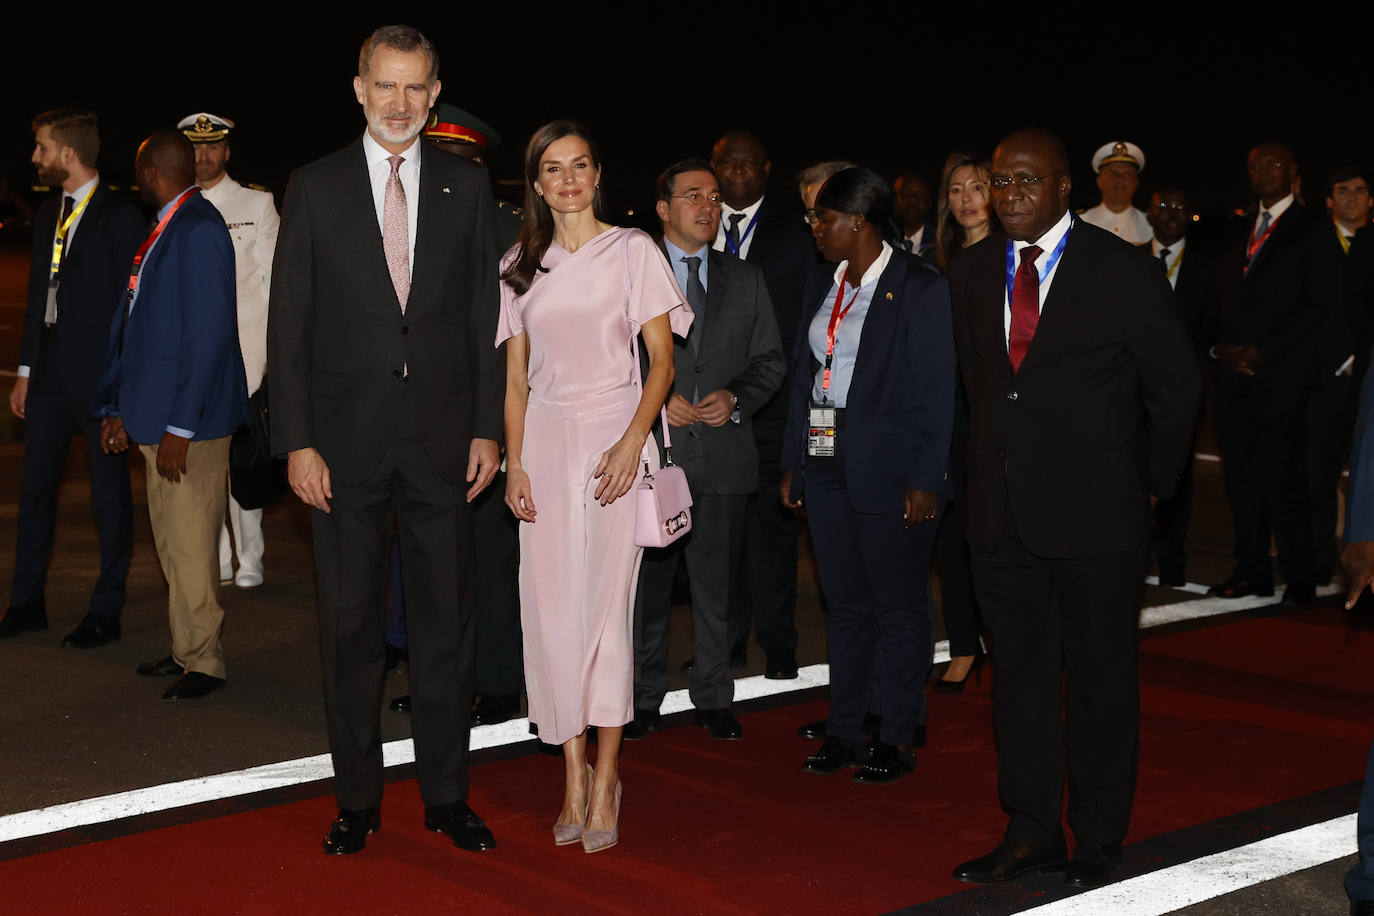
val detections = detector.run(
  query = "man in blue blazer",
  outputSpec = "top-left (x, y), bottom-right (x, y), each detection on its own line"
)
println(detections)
top-left (0, 109), bottom-right (143, 648)
top-left (92, 130), bottom-right (247, 701)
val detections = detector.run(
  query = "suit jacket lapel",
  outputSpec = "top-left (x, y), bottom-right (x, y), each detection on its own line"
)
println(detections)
top-left (345, 139), bottom-right (403, 311)
top-left (410, 144), bottom-right (445, 315)
top-left (698, 251), bottom-right (728, 358)
top-left (61, 184), bottom-right (108, 271)
top-left (974, 240), bottom-right (1013, 387)
top-left (1017, 227), bottom-right (1084, 374)
top-left (851, 254), bottom-right (907, 395)
top-left (1245, 204), bottom-right (1301, 277)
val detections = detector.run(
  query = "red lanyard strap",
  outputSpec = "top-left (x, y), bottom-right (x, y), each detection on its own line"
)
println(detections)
top-left (1246, 210), bottom-right (1280, 262)
top-left (126, 187), bottom-right (199, 305)
top-left (821, 280), bottom-right (861, 392)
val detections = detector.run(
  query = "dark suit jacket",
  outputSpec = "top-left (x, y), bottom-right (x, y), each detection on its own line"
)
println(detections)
top-left (91, 192), bottom-right (248, 444)
top-left (1214, 202), bottom-right (1339, 384)
top-left (22, 185), bottom-right (144, 401)
top-left (1345, 342), bottom-right (1374, 544)
top-left (652, 247), bottom-right (785, 496)
top-left (268, 137), bottom-right (505, 487)
top-left (1347, 226), bottom-right (1374, 383)
top-left (1138, 239), bottom-right (1218, 363)
top-left (781, 249), bottom-right (955, 514)
top-left (950, 220), bottom-right (1201, 557)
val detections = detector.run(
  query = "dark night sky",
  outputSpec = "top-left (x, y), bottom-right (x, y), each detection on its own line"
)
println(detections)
top-left (2, 5), bottom-right (1368, 238)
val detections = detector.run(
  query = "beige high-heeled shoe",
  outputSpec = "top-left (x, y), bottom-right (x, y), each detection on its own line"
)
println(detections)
top-left (553, 764), bottom-right (594, 846)
top-left (581, 779), bottom-right (622, 854)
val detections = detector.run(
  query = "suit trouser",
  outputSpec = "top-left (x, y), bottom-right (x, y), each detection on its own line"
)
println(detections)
top-left (972, 520), bottom-right (1148, 849)
top-left (1214, 371), bottom-right (1314, 586)
top-left (11, 381), bottom-right (132, 617)
top-left (803, 452), bottom-right (936, 747)
top-left (312, 401), bottom-right (476, 811)
top-left (732, 419), bottom-right (799, 660)
top-left (635, 492), bottom-right (745, 712)
top-left (1155, 454), bottom-right (1195, 580)
top-left (1305, 371), bottom-right (1357, 577)
top-left (140, 438), bottom-right (230, 678)
top-left (1346, 739), bottom-right (1374, 902)
top-left (218, 491), bottom-right (264, 577)
top-left (934, 496), bottom-right (980, 657)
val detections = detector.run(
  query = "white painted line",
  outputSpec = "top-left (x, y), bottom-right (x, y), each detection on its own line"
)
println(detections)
top-left (0, 585), bottom-right (1336, 847)
top-left (1144, 575), bottom-right (1211, 595)
top-left (1018, 813), bottom-right (1357, 915)
top-left (1194, 452), bottom-right (1221, 462)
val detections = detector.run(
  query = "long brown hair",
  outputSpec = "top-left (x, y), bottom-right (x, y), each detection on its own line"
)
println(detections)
top-left (935, 151), bottom-right (997, 271)
top-left (501, 120), bottom-right (611, 295)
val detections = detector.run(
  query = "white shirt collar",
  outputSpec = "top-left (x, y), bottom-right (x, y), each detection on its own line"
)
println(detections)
top-left (1259, 192), bottom-right (1294, 222)
top-left (362, 130), bottom-right (421, 171)
top-left (66, 174), bottom-right (99, 203)
top-left (1153, 236), bottom-right (1187, 258)
top-left (831, 240), bottom-right (895, 289)
top-left (1013, 208), bottom-right (1073, 258)
top-left (722, 194), bottom-right (763, 223)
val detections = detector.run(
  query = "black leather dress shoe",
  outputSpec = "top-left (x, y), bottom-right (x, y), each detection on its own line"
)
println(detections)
top-left (1352, 899), bottom-right (1374, 915)
top-left (853, 742), bottom-right (915, 784)
top-left (1157, 568), bottom-right (1187, 588)
top-left (161, 671), bottom-right (225, 700)
top-left (323, 807), bottom-right (380, 855)
top-left (0, 603), bottom-right (47, 638)
top-left (695, 708), bottom-right (743, 740)
top-left (797, 719), bottom-right (828, 740)
top-left (137, 655), bottom-right (184, 677)
top-left (1206, 576), bottom-right (1274, 599)
top-left (424, 801), bottom-right (496, 851)
top-left (471, 694), bottom-right (519, 727)
top-left (798, 712), bottom-right (883, 742)
top-left (765, 653), bottom-right (798, 679)
top-left (802, 737), bottom-right (859, 774)
top-left (952, 840), bottom-right (1068, 884)
top-left (622, 708), bottom-right (660, 741)
top-left (61, 615), bottom-right (120, 648)
top-left (1064, 843), bottom-right (1123, 888)
top-left (388, 694), bottom-right (411, 713)
top-left (1281, 581), bottom-right (1316, 607)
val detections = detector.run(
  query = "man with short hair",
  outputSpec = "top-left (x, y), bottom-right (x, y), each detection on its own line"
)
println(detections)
top-left (1079, 140), bottom-right (1153, 244)
top-left (626, 160), bottom-right (784, 742)
top-left (893, 171), bottom-right (935, 258)
top-left (269, 25), bottom-right (504, 856)
top-left (0, 109), bottom-right (143, 648)
top-left (950, 127), bottom-right (1201, 887)
top-left (798, 161), bottom-right (857, 211)
top-left (1208, 141), bottom-right (1339, 604)
top-left (178, 111), bottom-right (279, 590)
top-left (710, 130), bottom-right (814, 680)
top-left (92, 130), bottom-right (247, 700)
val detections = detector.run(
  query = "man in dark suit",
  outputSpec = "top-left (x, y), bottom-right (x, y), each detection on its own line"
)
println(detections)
top-left (1143, 186), bottom-right (1216, 586)
top-left (627, 160), bottom-right (785, 742)
top-left (0, 109), bottom-right (142, 648)
top-left (949, 128), bottom-right (1201, 887)
top-left (268, 25), bottom-right (504, 856)
top-left (894, 171), bottom-right (937, 258)
top-left (91, 130), bottom-right (247, 701)
top-left (710, 130), bottom-right (815, 679)
top-left (1306, 168), bottom-right (1371, 585)
top-left (1209, 141), bottom-right (1340, 605)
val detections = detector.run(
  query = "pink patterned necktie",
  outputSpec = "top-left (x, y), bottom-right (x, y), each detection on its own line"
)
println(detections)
top-left (383, 155), bottom-right (410, 313)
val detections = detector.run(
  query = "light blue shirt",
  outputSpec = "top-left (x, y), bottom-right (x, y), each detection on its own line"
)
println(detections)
top-left (809, 241), bottom-right (894, 407)
top-left (664, 237), bottom-right (709, 294)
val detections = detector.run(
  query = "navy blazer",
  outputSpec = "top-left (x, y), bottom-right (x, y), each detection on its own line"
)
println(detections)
top-left (22, 185), bottom-right (144, 401)
top-left (92, 192), bottom-right (248, 444)
top-left (781, 248), bottom-right (955, 514)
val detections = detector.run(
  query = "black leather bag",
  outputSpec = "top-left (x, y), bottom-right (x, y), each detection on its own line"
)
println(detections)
top-left (229, 383), bottom-right (287, 510)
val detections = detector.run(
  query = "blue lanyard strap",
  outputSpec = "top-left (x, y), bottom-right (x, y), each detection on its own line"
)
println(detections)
top-left (723, 209), bottom-right (761, 257)
top-left (1005, 218), bottom-right (1073, 300)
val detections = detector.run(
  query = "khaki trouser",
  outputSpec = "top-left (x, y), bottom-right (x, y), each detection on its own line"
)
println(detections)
top-left (140, 437), bottom-right (231, 679)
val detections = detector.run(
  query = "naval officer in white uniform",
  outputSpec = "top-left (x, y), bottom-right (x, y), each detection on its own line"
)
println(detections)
top-left (1079, 140), bottom-right (1153, 245)
top-left (178, 112), bottom-right (278, 588)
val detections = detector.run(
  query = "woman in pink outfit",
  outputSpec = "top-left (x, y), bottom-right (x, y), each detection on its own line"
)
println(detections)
top-left (497, 121), bottom-right (691, 853)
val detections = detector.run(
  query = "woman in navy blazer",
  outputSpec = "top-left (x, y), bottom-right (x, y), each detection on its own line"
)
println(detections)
top-left (780, 168), bottom-right (955, 783)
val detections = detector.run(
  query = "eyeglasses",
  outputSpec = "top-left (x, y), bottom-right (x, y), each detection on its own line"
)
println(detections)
top-left (1151, 201), bottom-right (1190, 213)
top-left (803, 210), bottom-right (820, 226)
top-left (989, 173), bottom-right (1060, 191)
top-left (671, 191), bottom-right (724, 208)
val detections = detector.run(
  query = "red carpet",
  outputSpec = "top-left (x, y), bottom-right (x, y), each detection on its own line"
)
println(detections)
top-left (4, 607), bottom-right (1371, 915)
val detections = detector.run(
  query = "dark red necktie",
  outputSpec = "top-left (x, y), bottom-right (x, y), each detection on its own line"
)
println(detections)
top-left (1008, 244), bottom-right (1042, 373)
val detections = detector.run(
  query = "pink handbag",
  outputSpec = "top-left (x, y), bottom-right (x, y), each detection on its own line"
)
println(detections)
top-left (630, 335), bottom-right (693, 548)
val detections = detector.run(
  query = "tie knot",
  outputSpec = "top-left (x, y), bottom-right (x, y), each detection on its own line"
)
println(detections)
top-left (683, 255), bottom-right (702, 274)
top-left (728, 213), bottom-right (745, 228)
top-left (1160, 247), bottom-right (1170, 258)
top-left (1020, 245), bottom-right (1043, 266)
top-left (388, 155), bottom-right (404, 174)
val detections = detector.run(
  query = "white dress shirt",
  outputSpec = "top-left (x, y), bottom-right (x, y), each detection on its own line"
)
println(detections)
top-left (905, 225), bottom-right (927, 252)
top-left (713, 195), bottom-right (764, 260)
top-left (1255, 192), bottom-right (1294, 235)
top-left (1003, 209), bottom-right (1074, 347)
top-left (362, 130), bottom-right (420, 273)
top-left (1151, 237), bottom-right (1187, 290)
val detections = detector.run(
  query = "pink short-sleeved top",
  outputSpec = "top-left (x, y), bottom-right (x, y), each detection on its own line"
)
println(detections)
top-left (496, 227), bottom-right (693, 404)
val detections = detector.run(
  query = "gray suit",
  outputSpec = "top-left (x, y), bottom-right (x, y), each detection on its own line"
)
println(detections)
top-left (633, 247), bottom-right (785, 713)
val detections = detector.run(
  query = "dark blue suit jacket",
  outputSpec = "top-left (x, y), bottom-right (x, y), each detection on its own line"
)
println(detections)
top-left (781, 248), bottom-right (955, 513)
top-left (92, 192), bottom-right (248, 444)
top-left (1347, 345), bottom-right (1374, 544)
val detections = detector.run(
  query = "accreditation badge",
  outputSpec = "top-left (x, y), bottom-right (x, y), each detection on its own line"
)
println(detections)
top-left (44, 282), bottom-right (58, 326)
top-left (807, 406), bottom-right (837, 457)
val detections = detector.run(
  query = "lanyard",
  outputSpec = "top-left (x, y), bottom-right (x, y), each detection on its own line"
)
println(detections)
top-left (1163, 247), bottom-right (1181, 281)
top-left (1246, 210), bottom-right (1280, 263)
top-left (820, 279), bottom-right (862, 395)
top-left (722, 209), bottom-right (760, 257)
top-left (1337, 222), bottom-right (1352, 255)
top-left (126, 187), bottom-right (199, 309)
top-left (48, 183), bottom-right (98, 282)
top-left (1004, 220), bottom-right (1072, 302)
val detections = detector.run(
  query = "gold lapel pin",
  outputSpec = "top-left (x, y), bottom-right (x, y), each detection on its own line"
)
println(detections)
top-left (885, 292), bottom-right (894, 300)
